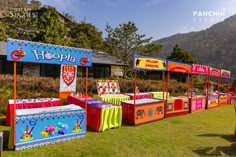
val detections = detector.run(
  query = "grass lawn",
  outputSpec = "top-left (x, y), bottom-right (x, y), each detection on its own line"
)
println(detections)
top-left (1, 105), bottom-right (236, 157)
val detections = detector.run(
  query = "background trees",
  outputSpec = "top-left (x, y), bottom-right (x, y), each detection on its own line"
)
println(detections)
top-left (104, 21), bottom-right (152, 77)
top-left (35, 8), bottom-right (69, 45)
top-left (167, 44), bottom-right (196, 63)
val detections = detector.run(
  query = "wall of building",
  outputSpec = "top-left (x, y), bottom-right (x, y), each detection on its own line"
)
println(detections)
top-left (23, 63), bottom-right (40, 76)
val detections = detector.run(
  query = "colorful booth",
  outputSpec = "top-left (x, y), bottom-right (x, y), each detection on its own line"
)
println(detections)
top-left (67, 95), bottom-right (122, 132)
top-left (15, 104), bottom-right (86, 150)
top-left (124, 55), bottom-right (165, 125)
top-left (7, 39), bottom-right (92, 150)
top-left (220, 69), bottom-right (232, 106)
top-left (165, 60), bottom-right (191, 117)
top-left (94, 80), bottom-right (130, 105)
top-left (204, 67), bottom-right (220, 109)
top-left (189, 64), bottom-right (209, 113)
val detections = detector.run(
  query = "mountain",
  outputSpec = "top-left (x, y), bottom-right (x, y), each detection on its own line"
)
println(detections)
top-left (153, 14), bottom-right (236, 78)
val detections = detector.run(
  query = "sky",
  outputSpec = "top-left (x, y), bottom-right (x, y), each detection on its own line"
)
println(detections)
top-left (39, 0), bottom-right (236, 41)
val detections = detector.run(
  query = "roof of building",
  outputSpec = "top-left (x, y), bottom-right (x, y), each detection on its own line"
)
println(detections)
top-left (93, 51), bottom-right (127, 66)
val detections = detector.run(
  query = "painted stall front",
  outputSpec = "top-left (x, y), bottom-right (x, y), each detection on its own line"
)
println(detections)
top-left (166, 60), bottom-right (191, 117)
top-left (15, 105), bottom-right (86, 150)
top-left (121, 99), bottom-right (164, 125)
top-left (189, 64), bottom-right (209, 113)
top-left (220, 69), bottom-right (232, 106)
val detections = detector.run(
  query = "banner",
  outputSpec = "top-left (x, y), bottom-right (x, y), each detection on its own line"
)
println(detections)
top-left (221, 69), bottom-right (231, 78)
top-left (192, 64), bottom-right (209, 75)
top-left (59, 65), bottom-right (77, 98)
top-left (167, 61), bottom-right (191, 73)
top-left (209, 67), bottom-right (220, 77)
top-left (133, 55), bottom-right (166, 71)
top-left (7, 38), bottom-right (92, 66)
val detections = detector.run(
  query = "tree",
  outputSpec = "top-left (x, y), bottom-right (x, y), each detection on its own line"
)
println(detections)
top-left (0, 22), bottom-right (18, 41)
top-left (104, 21), bottom-right (152, 78)
top-left (35, 8), bottom-right (69, 45)
top-left (138, 43), bottom-right (162, 57)
top-left (167, 44), bottom-right (196, 63)
top-left (68, 22), bottom-right (103, 50)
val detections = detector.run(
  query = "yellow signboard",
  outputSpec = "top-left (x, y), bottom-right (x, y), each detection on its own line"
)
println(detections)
top-left (134, 55), bottom-right (166, 71)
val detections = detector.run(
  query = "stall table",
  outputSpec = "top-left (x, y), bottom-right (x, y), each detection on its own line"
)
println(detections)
top-left (124, 93), bottom-right (152, 100)
top-left (149, 92), bottom-right (169, 100)
top-left (15, 104), bottom-right (86, 150)
top-left (121, 98), bottom-right (164, 125)
top-left (165, 97), bottom-right (189, 118)
top-left (6, 98), bottom-right (61, 126)
top-left (67, 95), bottom-right (95, 108)
top-left (93, 94), bottom-right (130, 105)
top-left (207, 95), bottom-right (218, 109)
top-left (67, 96), bottom-right (122, 132)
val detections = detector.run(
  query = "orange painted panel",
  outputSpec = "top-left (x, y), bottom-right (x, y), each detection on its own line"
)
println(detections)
top-left (121, 100), bottom-right (164, 125)
top-left (167, 61), bottom-right (191, 73)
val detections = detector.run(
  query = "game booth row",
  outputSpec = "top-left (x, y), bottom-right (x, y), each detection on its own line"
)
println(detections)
top-left (5, 39), bottom-right (232, 150)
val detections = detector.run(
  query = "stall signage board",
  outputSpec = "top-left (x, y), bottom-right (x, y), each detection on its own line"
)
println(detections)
top-left (221, 69), bottom-right (231, 78)
top-left (210, 67), bottom-right (220, 77)
top-left (167, 61), bottom-right (191, 73)
top-left (7, 38), bottom-right (92, 66)
top-left (133, 55), bottom-right (167, 71)
top-left (192, 64), bottom-right (209, 75)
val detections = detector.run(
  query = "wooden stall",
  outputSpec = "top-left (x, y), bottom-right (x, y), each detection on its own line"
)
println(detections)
top-left (220, 69), bottom-right (232, 106)
top-left (189, 64), bottom-right (209, 113)
top-left (122, 55), bottom-right (166, 125)
top-left (204, 67), bottom-right (221, 109)
top-left (165, 60), bottom-right (191, 117)
top-left (6, 38), bottom-right (92, 150)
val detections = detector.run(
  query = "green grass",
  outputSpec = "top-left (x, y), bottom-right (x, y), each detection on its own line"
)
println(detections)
top-left (1, 105), bottom-right (236, 157)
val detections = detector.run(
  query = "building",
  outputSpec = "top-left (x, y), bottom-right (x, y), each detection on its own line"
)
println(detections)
top-left (0, 41), bottom-right (127, 78)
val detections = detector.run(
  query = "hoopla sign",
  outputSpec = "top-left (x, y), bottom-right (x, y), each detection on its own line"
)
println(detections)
top-left (7, 38), bottom-right (92, 66)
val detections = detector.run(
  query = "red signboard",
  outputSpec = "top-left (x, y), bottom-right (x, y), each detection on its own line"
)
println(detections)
top-left (221, 69), bottom-right (231, 78)
top-left (210, 67), bottom-right (220, 77)
top-left (192, 64), bottom-right (209, 75)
